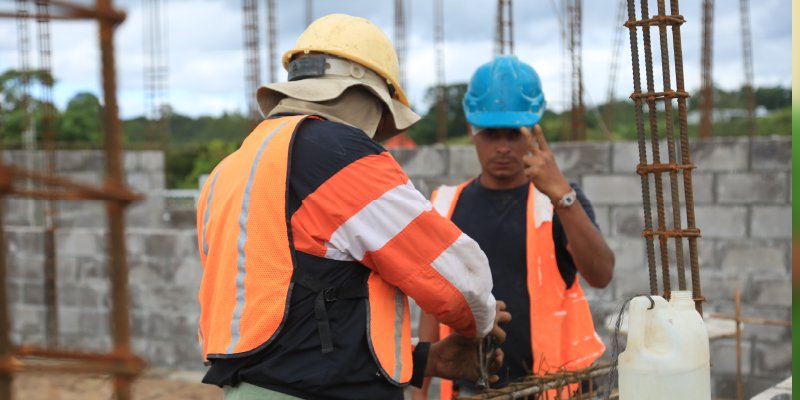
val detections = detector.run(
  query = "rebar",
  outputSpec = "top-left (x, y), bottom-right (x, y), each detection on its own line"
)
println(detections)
top-left (0, 1), bottom-right (145, 399)
top-left (739, 0), bottom-right (756, 137)
top-left (242, 0), bottom-right (261, 124)
top-left (434, 0), bottom-right (447, 144)
top-left (625, 0), bottom-right (704, 313)
top-left (699, 0), bottom-right (714, 137)
top-left (266, 0), bottom-right (277, 84)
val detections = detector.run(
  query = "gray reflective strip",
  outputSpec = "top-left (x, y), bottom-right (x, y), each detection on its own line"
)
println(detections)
top-left (392, 288), bottom-right (405, 381)
top-left (202, 164), bottom-right (225, 257)
top-left (227, 122), bottom-right (288, 354)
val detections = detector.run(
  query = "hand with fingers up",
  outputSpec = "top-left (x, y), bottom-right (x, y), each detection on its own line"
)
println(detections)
top-left (521, 125), bottom-right (572, 204)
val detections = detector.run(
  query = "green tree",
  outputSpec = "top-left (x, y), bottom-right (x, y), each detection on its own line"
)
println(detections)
top-left (0, 68), bottom-right (57, 144)
top-left (58, 92), bottom-right (102, 143)
top-left (406, 83), bottom-right (468, 145)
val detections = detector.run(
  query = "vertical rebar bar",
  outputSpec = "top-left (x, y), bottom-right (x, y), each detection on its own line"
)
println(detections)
top-left (699, 0), bottom-right (714, 138)
top-left (36, 0), bottom-right (59, 347)
top-left (242, 0), bottom-right (260, 124)
top-left (735, 288), bottom-right (743, 400)
top-left (434, 0), bottom-right (447, 144)
top-left (626, 0), bottom-right (658, 295)
top-left (98, 1), bottom-right (134, 398)
top-left (266, 0), bottom-right (277, 84)
top-left (655, 0), bottom-right (686, 290)
top-left (640, 0), bottom-right (671, 298)
top-left (394, 0), bottom-right (406, 89)
top-left (669, 0), bottom-right (703, 315)
top-left (739, 0), bottom-right (756, 137)
top-left (0, 193), bottom-right (10, 400)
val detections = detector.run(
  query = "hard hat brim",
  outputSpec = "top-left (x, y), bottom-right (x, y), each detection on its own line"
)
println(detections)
top-left (467, 111), bottom-right (543, 132)
top-left (257, 77), bottom-right (420, 139)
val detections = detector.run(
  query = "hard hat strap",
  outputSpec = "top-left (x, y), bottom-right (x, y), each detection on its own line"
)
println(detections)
top-left (288, 55), bottom-right (396, 98)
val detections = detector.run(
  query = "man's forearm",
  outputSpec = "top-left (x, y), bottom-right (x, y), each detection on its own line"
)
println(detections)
top-left (556, 202), bottom-right (615, 288)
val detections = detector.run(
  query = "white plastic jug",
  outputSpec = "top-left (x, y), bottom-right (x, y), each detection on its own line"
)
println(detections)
top-left (618, 290), bottom-right (710, 400)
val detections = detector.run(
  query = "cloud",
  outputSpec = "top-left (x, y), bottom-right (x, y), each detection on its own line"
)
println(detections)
top-left (0, 0), bottom-right (790, 118)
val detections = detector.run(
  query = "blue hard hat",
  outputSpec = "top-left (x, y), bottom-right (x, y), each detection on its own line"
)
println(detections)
top-left (462, 55), bottom-right (546, 130)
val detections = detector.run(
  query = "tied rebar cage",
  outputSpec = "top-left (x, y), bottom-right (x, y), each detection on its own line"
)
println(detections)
top-left (0, 1), bottom-right (145, 399)
top-left (624, 0), bottom-right (703, 314)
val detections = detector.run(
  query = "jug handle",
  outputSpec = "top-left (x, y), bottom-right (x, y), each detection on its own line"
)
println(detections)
top-left (625, 295), bottom-right (655, 352)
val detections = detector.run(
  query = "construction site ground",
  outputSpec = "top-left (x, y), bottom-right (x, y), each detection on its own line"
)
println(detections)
top-left (13, 369), bottom-right (220, 400)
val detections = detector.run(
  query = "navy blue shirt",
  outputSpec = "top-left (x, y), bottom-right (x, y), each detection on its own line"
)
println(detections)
top-left (449, 178), bottom-right (598, 388)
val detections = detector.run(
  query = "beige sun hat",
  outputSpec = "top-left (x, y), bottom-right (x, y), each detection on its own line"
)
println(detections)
top-left (256, 13), bottom-right (420, 141)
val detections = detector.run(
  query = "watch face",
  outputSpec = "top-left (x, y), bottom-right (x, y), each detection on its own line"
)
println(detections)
top-left (560, 191), bottom-right (576, 207)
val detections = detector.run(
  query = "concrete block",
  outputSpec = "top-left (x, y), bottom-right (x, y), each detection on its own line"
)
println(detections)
top-left (605, 237), bottom-right (646, 273)
top-left (694, 206), bottom-right (747, 238)
top-left (611, 142), bottom-right (653, 174)
top-left (750, 206), bottom-right (791, 238)
top-left (690, 138), bottom-right (749, 172)
top-left (22, 282), bottom-right (44, 305)
top-left (124, 152), bottom-right (139, 172)
top-left (72, 255), bottom-right (108, 280)
top-left (11, 305), bottom-right (45, 336)
top-left (718, 239), bottom-right (786, 275)
top-left (140, 151), bottom-right (165, 173)
top-left (645, 172), bottom-right (714, 205)
top-left (752, 341), bottom-right (792, 377)
top-left (592, 205), bottom-right (611, 234)
top-left (58, 283), bottom-right (102, 308)
top-left (750, 278), bottom-right (791, 307)
top-left (145, 232), bottom-right (179, 259)
top-left (392, 146), bottom-right (448, 178)
top-left (59, 308), bottom-right (81, 335)
top-left (750, 137), bottom-right (791, 171)
top-left (126, 196), bottom-right (167, 228)
top-left (581, 174), bottom-right (643, 205)
top-left (56, 230), bottom-right (100, 256)
top-left (699, 269), bottom-right (749, 304)
top-left (612, 207), bottom-right (644, 238)
top-left (6, 229), bottom-right (44, 256)
top-left (710, 338), bottom-right (751, 375)
top-left (551, 141), bottom-right (611, 174)
top-left (717, 172), bottom-right (787, 204)
top-left (7, 253), bottom-right (44, 281)
top-left (447, 146), bottom-right (482, 178)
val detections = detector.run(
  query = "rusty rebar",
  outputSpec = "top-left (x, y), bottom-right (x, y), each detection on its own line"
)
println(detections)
top-left (699, 0), bottom-right (714, 137)
top-left (640, 0), bottom-right (671, 299)
top-left (0, 198), bottom-right (10, 400)
top-left (626, 0), bottom-right (658, 295)
top-left (669, 0), bottom-right (703, 315)
top-left (655, 0), bottom-right (687, 291)
top-left (458, 364), bottom-right (613, 399)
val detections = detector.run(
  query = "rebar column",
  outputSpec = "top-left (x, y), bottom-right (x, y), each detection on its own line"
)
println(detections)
top-left (98, 0), bottom-right (135, 398)
top-left (699, 0), bottom-right (714, 137)
top-left (625, 0), bottom-right (704, 314)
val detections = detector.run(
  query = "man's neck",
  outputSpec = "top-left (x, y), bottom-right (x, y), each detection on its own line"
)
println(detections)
top-left (478, 173), bottom-right (528, 190)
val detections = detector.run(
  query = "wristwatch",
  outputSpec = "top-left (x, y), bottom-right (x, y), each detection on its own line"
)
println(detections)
top-left (556, 189), bottom-right (577, 209)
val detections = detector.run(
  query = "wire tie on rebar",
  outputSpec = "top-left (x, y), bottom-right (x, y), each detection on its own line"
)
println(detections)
top-left (645, 295), bottom-right (655, 310)
top-left (636, 163), bottom-right (696, 175)
top-left (641, 228), bottom-right (701, 238)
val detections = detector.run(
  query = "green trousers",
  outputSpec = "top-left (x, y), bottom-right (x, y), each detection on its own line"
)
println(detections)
top-left (223, 382), bottom-right (303, 400)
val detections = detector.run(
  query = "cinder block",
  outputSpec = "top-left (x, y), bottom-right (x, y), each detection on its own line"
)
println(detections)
top-left (139, 151), bottom-right (165, 173)
top-left (581, 174), bottom-right (643, 205)
top-left (690, 138), bottom-right (749, 172)
top-left (750, 278), bottom-right (791, 307)
top-left (612, 207), bottom-right (645, 238)
top-left (750, 206), bottom-right (791, 238)
top-left (717, 172), bottom-right (787, 204)
top-left (605, 237), bottom-right (646, 273)
top-left (699, 269), bottom-right (749, 304)
top-left (58, 283), bottom-right (102, 308)
top-left (611, 142), bottom-right (653, 174)
top-left (551, 141), bottom-right (611, 175)
top-left (718, 239), bottom-right (786, 275)
top-left (22, 282), bottom-right (44, 305)
top-left (56, 230), bottom-right (100, 256)
top-left (145, 232), bottom-right (179, 259)
top-left (392, 146), bottom-right (449, 178)
top-left (710, 338), bottom-right (751, 375)
top-left (447, 146), bottom-right (482, 178)
top-left (591, 205), bottom-right (611, 234)
top-left (124, 152), bottom-right (139, 172)
top-left (750, 137), bottom-right (791, 171)
top-left (752, 341), bottom-right (792, 377)
top-left (693, 206), bottom-right (747, 238)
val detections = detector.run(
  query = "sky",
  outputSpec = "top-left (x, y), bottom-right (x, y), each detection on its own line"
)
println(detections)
top-left (0, 0), bottom-right (792, 119)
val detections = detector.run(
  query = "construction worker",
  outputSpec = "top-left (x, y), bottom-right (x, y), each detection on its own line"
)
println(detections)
top-left (195, 14), bottom-right (510, 400)
top-left (413, 55), bottom-right (615, 399)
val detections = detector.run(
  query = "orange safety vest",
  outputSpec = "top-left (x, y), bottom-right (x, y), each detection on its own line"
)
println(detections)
top-left (196, 115), bottom-right (413, 385)
top-left (431, 180), bottom-right (605, 399)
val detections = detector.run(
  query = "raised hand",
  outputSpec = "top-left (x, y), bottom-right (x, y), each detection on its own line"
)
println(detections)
top-left (521, 125), bottom-right (572, 204)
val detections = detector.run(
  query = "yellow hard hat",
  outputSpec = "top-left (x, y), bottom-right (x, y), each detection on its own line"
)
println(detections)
top-left (282, 14), bottom-right (409, 107)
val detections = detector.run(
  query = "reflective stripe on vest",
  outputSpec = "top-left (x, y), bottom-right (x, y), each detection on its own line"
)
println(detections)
top-left (367, 272), bottom-right (413, 385)
top-left (432, 181), bottom-right (605, 399)
top-left (197, 115), bottom-right (305, 360)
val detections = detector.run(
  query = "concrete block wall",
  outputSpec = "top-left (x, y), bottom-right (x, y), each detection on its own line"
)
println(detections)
top-left (3, 137), bottom-right (791, 397)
